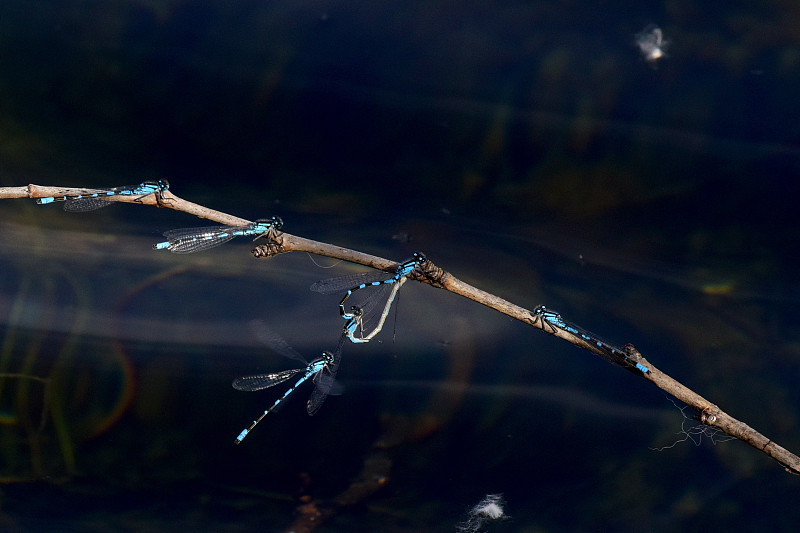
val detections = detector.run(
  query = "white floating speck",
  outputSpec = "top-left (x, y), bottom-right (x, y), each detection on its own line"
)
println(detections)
top-left (456, 494), bottom-right (508, 533)
top-left (635, 24), bottom-right (668, 65)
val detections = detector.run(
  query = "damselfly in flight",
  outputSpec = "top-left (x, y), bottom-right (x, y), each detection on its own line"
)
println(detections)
top-left (232, 321), bottom-right (344, 444)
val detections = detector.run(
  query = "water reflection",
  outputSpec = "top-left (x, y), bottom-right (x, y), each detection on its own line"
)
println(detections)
top-left (2, 0), bottom-right (800, 530)
top-left (0, 203), bottom-right (796, 530)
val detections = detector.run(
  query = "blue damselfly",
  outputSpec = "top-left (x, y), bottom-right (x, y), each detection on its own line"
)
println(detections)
top-left (35, 180), bottom-right (169, 211)
top-left (232, 322), bottom-right (344, 443)
top-left (531, 305), bottom-right (650, 374)
top-left (154, 216), bottom-right (282, 254)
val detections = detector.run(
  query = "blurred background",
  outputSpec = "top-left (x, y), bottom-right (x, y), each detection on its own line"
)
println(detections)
top-left (1, 1), bottom-right (799, 531)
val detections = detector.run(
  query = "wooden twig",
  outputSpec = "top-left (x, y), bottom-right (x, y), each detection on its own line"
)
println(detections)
top-left (6, 185), bottom-right (249, 226)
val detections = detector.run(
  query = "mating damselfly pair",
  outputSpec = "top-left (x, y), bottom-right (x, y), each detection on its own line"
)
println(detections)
top-left (233, 253), bottom-right (427, 443)
top-left (311, 252), bottom-right (427, 343)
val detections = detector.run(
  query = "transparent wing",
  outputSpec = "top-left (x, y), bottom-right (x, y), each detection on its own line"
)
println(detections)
top-left (309, 270), bottom-right (395, 294)
top-left (232, 368), bottom-right (303, 391)
top-left (63, 183), bottom-right (144, 212)
top-left (160, 226), bottom-right (240, 254)
top-left (306, 333), bottom-right (345, 415)
top-left (63, 197), bottom-right (114, 212)
top-left (248, 319), bottom-right (307, 364)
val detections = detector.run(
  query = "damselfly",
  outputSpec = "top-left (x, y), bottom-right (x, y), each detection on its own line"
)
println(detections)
top-left (232, 321), bottom-right (344, 444)
top-left (531, 305), bottom-right (650, 374)
top-left (344, 276), bottom-right (407, 343)
top-left (310, 252), bottom-right (426, 320)
top-left (153, 216), bottom-right (282, 254)
top-left (35, 180), bottom-right (169, 211)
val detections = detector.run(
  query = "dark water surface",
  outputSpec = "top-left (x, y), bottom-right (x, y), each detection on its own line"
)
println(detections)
top-left (1, 1), bottom-right (799, 531)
